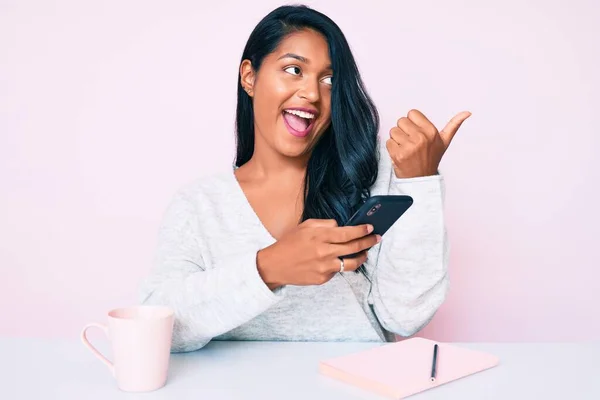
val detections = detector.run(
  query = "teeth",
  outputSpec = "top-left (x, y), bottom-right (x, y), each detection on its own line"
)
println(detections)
top-left (284, 109), bottom-right (315, 119)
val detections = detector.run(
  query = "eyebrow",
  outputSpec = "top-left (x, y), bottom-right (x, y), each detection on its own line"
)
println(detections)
top-left (277, 53), bottom-right (332, 70)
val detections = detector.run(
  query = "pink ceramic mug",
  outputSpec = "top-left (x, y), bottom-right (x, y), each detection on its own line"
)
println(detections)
top-left (80, 305), bottom-right (175, 392)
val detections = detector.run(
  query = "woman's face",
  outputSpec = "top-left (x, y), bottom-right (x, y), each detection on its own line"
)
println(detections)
top-left (240, 29), bottom-right (333, 159)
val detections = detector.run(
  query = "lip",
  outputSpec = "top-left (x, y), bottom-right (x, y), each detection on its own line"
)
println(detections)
top-left (282, 111), bottom-right (316, 138)
top-left (283, 107), bottom-right (319, 119)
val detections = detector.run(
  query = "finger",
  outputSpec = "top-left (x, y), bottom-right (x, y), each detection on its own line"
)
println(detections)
top-left (329, 233), bottom-right (380, 258)
top-left (332, 250), bottom-right (368, 273)
top-left (303, 218), bottom-right (338, 228)
top-left (389, 127), bottom-right (411, 146)
top-left (439, 111), bottom-right (471, 147)
top-left (396, 117), bottom-right (420, 141)
top-left (324, 224), bottom-right (373, 244)
top-left (386, 137), bottom-right (402, 155)
top-left (385, 138), bottom-right (405, 170)
top-left (406, 109), bottom-right (438, 137)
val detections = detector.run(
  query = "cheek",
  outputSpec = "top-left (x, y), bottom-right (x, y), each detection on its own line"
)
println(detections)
top-left (267, 75), bottom-right (294, 98)
top-left (320, 106), bottom-right (332, 126)
top-left (321, 95), bottom-right (331, 118)
top-left (253, 95), bottom-right (278, 124)
top-left (259, 82), bottom-right (292, 118)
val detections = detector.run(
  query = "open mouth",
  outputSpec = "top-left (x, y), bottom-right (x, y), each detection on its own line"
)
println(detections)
top-left (282, 110), bottom-right (315, 137)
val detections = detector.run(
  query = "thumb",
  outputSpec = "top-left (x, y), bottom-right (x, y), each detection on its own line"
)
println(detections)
top-left (439, 111), bottom-right (472, 147)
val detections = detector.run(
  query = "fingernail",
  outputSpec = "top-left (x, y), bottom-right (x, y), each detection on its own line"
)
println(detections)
top-left (376, 234), bottom-right (382, 242)
top-left (366, 224), bottom-right (374, 233)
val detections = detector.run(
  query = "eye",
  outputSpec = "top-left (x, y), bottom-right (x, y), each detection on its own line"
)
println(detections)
top-left (284, 66), bottom-right (302, 76)
top-left (284, 66), bottom-right (333, 86)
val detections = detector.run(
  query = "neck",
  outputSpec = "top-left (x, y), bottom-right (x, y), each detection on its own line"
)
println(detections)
top-left (245, 137), bottom-right (311, 187)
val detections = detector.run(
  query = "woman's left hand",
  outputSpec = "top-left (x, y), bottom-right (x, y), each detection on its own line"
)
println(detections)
top-left (386, 109), bottom-right (472, 179)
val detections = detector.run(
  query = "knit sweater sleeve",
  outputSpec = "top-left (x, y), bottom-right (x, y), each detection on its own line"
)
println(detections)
top-left (367, 152), bottom-right (450, 337)
top-left (138, 189), bottom-right (285, 352)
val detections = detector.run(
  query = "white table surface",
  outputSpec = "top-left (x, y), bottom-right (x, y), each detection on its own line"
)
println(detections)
top-left (1, 338), bottom-right (599, 399)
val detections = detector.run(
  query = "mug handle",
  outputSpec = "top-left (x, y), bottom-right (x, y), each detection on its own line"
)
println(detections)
top-left (81, 323), bottom-right (115, 376)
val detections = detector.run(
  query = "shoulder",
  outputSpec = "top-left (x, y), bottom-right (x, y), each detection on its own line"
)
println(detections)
top-left (171, 167), bottom-right (236, 208)
top-left (376, 137), bottom-right (393, 175)
top-left (370, 138), bottom-right (394, 195)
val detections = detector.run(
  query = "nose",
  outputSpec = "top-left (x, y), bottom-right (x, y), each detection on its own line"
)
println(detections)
top-left (297, 79), bottom-right (320, 103)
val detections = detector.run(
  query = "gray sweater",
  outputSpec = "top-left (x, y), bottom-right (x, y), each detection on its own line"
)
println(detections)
top-left (138, 140), bottom-right (449, 352)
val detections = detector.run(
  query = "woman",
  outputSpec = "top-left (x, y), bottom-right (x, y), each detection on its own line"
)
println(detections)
top-left (139, 4), bottom-right (471, 353)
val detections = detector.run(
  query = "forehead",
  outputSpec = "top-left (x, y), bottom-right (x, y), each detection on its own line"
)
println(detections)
top-left (274, 29), bottom-right (331, 66)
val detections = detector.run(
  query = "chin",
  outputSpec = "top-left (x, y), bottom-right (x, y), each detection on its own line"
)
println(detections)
top-left (275, 132), bottom-right (318, 157)
top-left (276, 141), bottom-right (310, 157)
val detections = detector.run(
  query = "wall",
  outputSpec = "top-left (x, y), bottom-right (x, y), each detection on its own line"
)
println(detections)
top-left (1, 0), bottom-right (598, 341)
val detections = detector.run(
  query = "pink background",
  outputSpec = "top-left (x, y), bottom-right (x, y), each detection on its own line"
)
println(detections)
top-left (1, 0), bottom-right (598, 341)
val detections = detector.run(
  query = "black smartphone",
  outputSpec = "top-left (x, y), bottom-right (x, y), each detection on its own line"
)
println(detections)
top-left (341, 195), bottom-right (413, 258)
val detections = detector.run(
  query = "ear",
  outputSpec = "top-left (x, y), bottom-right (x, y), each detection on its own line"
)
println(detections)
top-left (240, 59), bottom-right (255, 95)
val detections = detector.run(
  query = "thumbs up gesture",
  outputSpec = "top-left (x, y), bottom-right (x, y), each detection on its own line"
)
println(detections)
top-left (386, 109), bottom-right (472, 179)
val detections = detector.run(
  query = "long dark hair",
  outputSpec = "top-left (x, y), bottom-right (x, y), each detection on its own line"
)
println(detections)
top-left (234, 5), bottom-right (380, 245)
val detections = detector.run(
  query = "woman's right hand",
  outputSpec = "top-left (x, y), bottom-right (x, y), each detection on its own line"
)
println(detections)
top-left (256, 218), bottom-right (381, 289)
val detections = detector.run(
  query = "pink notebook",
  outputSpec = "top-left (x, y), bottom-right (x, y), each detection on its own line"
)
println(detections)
top-left (319, 337), bottom-right (499, 399)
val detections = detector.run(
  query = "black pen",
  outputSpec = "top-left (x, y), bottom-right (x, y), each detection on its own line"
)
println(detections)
top-left (430, 344), bottom-right (439, 382)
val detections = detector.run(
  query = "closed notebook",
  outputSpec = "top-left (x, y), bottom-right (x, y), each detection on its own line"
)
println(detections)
top-left (318, 337), bottom-right (499, 399)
